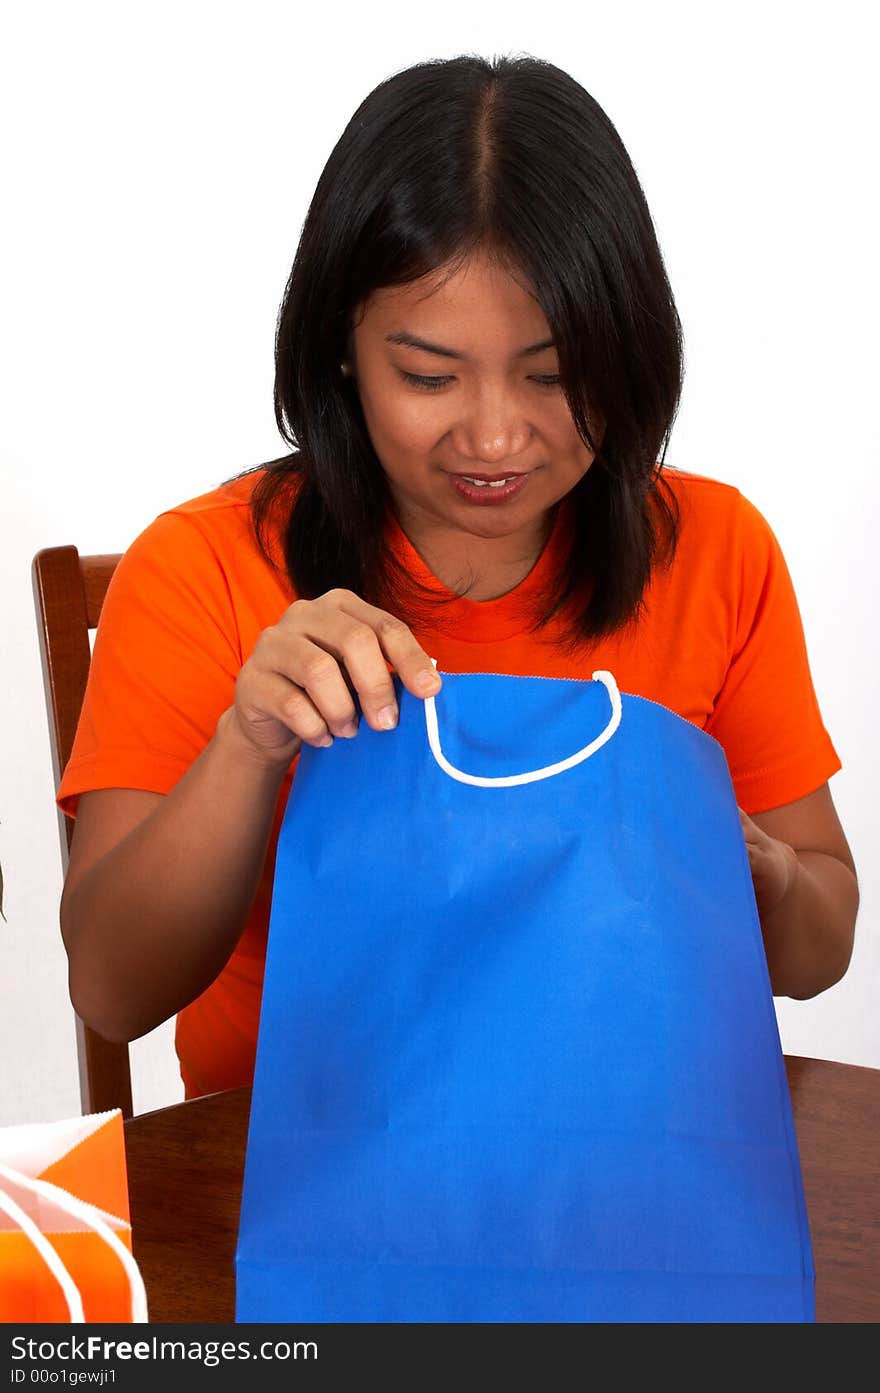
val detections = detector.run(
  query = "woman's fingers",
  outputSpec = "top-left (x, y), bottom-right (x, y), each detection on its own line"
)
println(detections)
top-left (276, 637), bottom-right (363, 738)
top-left (233, 670), bottom-right (331, 754)
top-left (284, 591), bottom-right (441, 733)
top-left (336, 592), bottom-right (442, 698)
top-left (231, 589), bottom-right (443, 765)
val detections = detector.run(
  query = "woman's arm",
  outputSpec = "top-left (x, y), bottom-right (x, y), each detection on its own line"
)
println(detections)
top-left (60, 587), bottom-right (440, 1044)
top-left (739, 783), bottom-right (859, 999)
top-left (60, 708), bottom-right (291, 1042)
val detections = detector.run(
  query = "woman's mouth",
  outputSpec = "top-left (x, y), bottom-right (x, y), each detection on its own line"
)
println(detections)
top-left (447, 472), bottom-right (531, 506)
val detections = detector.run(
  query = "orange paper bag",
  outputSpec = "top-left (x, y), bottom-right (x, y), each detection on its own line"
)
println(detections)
top-left (0, 1110), bottom-right (147, 1322)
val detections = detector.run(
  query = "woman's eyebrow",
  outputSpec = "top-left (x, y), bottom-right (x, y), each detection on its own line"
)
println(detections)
top-left (384, 331), bottom-right (556, 360)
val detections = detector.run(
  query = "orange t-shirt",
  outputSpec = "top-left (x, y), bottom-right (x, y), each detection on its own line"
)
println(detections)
top-left (56, 465), bottom-right (841, 1098)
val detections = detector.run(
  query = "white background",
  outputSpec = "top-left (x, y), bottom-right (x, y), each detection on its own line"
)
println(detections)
top-left (1, 1), bottom-right (877, 1124)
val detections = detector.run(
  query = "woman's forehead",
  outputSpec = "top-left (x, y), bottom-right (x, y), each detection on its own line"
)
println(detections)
top-left (354, 254), bottom-right (550, 343)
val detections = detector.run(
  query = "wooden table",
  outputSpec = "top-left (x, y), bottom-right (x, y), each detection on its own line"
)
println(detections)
top-left (124, 1055), bottom-right (880, 1323)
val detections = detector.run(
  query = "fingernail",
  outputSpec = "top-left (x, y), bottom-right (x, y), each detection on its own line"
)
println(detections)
top-left (415, 669), bottom-right (441, 693)
top-left (339, 719), bottom-right (359, 738)
top-left (317, 734), bottom-right (334, 748)
top-left (377, 704), bottom-right (398, 730)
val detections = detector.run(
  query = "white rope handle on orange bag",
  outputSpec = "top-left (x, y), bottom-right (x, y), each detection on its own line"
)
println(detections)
top-left (0, 1160), bottom-right (149, 1323)
top-left (423, 665), bottom-right (623, 788)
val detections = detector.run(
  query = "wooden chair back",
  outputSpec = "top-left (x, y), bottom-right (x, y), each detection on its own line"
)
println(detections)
top-left (32, 546), bottom-right (134, 1118)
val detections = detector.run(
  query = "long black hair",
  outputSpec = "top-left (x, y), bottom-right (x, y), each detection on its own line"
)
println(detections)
top-left (223, 53), bottom-right (684, 652)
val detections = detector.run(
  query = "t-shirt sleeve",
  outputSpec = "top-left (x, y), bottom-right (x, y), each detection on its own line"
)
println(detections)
top-left (704, 491), bottom-right (842, 814)
top-left (56, 510), bottom-right (244, 820)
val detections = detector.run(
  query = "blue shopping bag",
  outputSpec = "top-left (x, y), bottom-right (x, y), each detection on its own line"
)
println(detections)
top-left (235, 668), bottom-right (815, 1322)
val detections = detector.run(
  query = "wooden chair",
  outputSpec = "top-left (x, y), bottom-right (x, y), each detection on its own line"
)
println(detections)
top-left (32, 546), bottom-right (134, 1118)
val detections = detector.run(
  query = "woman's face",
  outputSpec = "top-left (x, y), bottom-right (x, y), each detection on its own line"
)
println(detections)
top-left (348, 249), bottom-right (599, 581)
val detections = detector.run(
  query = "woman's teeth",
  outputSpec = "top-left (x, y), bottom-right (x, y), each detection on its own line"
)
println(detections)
top-left (461, 477), bottom-right (515, 488)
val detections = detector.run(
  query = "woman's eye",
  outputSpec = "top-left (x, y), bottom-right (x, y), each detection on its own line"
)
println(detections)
top-left (398, 371), bottom-right (562, 392)
top-left (399, 371), bottom-right (453, 391)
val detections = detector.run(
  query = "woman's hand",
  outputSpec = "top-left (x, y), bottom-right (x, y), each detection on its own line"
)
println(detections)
top-left (738, 806), bottom-right (799, 918)
top-left (226, 589), bottom-right (441, 769)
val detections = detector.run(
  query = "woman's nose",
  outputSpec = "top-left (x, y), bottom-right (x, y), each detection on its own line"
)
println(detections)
top-left (450, 388), bottom-right (532, 464)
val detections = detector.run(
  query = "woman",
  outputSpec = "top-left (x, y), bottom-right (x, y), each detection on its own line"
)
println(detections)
top-left (56, 54), bottom-right (858, 1101)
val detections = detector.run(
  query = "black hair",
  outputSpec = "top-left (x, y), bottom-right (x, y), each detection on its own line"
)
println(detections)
top-left (223, 52), bottom-right (684, 653)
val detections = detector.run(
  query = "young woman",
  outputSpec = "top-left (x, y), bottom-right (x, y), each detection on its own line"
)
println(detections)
top-left (56, 54), bottom-right (858, 1101)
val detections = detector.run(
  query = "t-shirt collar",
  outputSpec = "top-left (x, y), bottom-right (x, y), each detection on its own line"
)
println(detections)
top-left (383, 495), bottom-right (575, 642)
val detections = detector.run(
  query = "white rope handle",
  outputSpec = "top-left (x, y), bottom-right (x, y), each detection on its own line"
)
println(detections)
top-left (0, 1160), bottom-right (149, 1323)
top-left (423, 666), bottom-right (622, 788)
